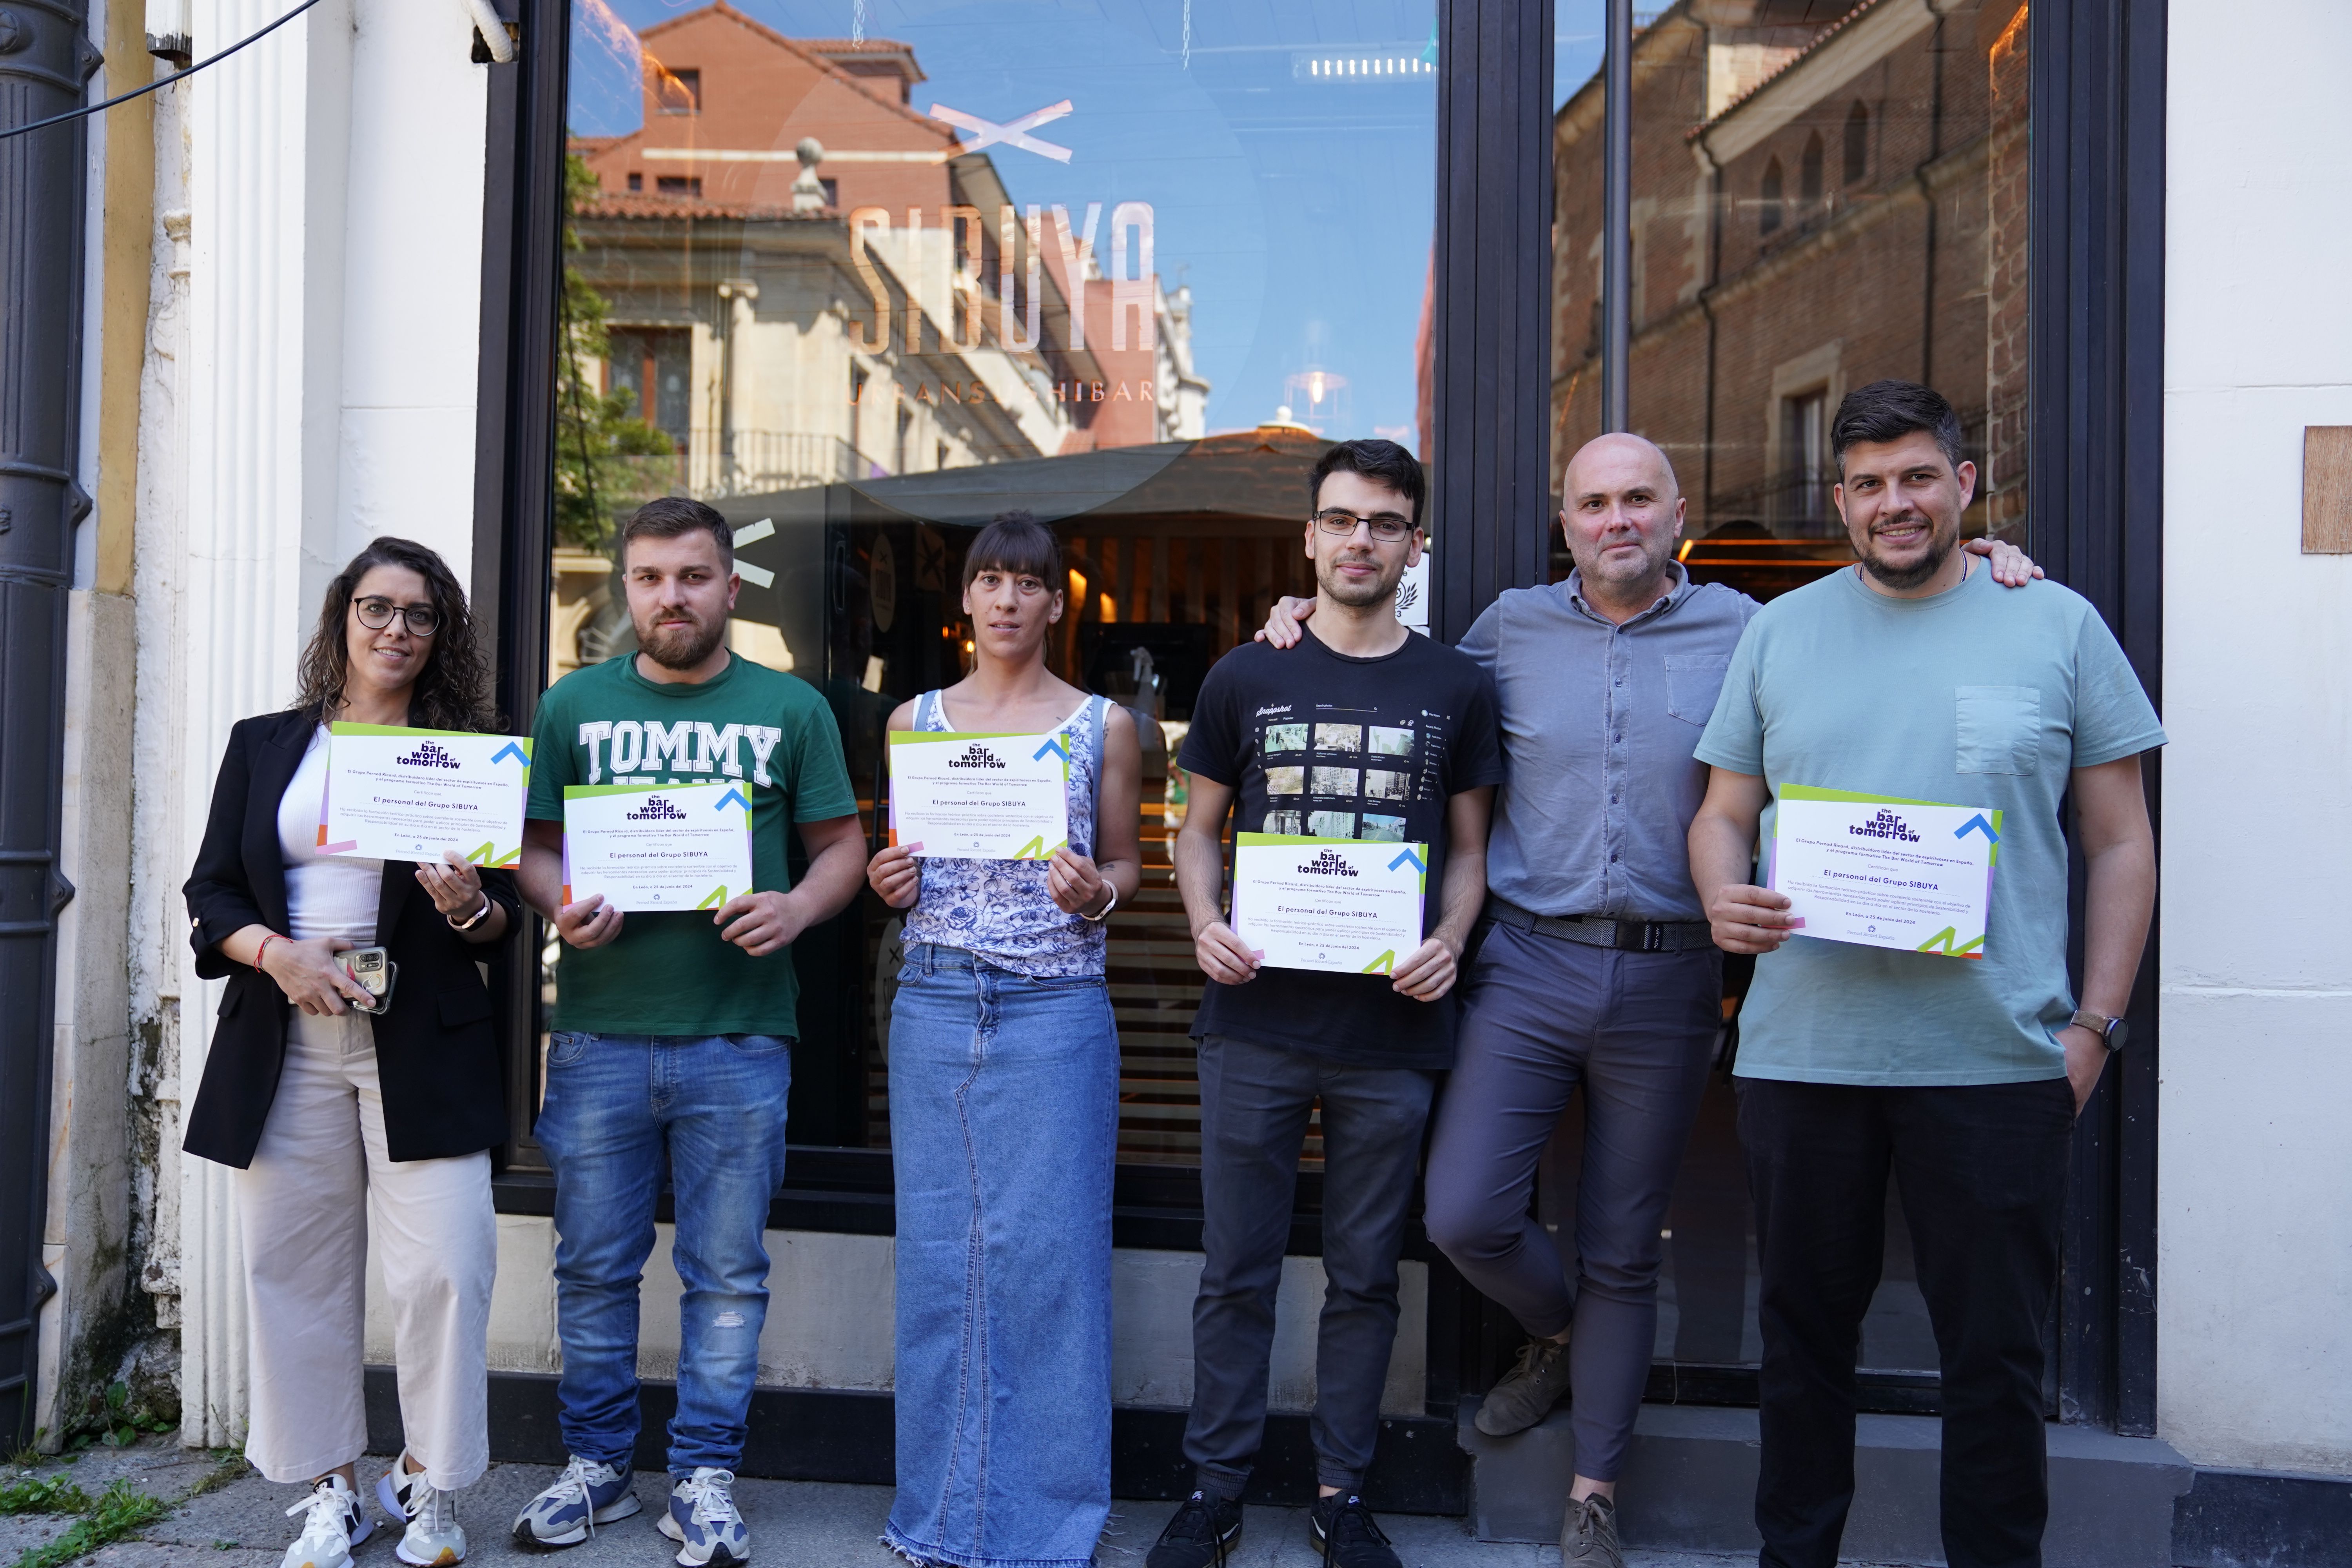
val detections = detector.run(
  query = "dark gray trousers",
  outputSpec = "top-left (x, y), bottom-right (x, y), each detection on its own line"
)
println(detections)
top-left (1184, 1033), bottom-right (1437, 1497)
top-left (1423, 924), bottom-right (1721, 1480)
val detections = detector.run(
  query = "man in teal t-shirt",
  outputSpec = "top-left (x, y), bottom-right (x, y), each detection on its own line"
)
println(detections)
top-left (510, 498), bottom-right (864, 1563)
top-left (1687, 383), bottom-right (2163, 1568)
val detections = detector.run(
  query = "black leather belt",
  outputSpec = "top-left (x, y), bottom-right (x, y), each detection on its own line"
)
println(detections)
top-left (1484, 895), bottom-right (1714, 953)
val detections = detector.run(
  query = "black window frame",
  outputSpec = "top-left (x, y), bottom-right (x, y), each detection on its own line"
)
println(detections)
top-left (470, 0), bottom-right (2164, 1441)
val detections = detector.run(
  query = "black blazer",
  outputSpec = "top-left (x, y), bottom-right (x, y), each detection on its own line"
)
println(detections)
top-left (182, 708), bottom-right (519, 1168)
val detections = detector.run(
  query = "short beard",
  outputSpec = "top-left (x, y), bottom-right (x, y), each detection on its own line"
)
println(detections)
top-left (1858, 521), bottom-right (1958, 591)
top-left (638, 611), bottom-right (727, 670)
top-left (1317, 555), bottom-right (1403, 608)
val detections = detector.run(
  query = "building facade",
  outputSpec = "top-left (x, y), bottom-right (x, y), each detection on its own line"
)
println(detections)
top-left (5, 0), bottom-right (2346, 1560)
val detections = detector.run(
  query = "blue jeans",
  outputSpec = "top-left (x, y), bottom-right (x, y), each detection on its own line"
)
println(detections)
top-left (884, 945), bottom-right (1117, 1568)
top-left (535, 1031), bottom-right (792, 1475)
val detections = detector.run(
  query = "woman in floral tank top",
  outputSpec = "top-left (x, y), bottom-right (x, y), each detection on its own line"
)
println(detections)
top-left (867, 513), bottom-right (1142, 1568)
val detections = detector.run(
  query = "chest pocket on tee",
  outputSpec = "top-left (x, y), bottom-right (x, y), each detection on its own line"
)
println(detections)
top-left (1955, 686), bottom-right (2042, 775)
top-left (1664, 654), bottom-right (1732, 726)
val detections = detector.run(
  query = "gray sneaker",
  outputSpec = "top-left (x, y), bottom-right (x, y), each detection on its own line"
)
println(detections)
top-left (1560, 1492), bottom-right (1623, 1568)
top-left (1473, 1335), bottom-right (1573, 1436)
top-left (376, 1459), bottom-right (466, 1567)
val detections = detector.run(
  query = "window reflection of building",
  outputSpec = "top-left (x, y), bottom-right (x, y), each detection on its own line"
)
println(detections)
top-left (567, 2), bottom-right (1208, 504)
top-left (1552, 0), bottom-right (2029, 597)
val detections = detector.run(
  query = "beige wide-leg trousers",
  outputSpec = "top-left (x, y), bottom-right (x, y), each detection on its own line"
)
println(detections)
top-left (234, 1010), bottom-right (496, 1491)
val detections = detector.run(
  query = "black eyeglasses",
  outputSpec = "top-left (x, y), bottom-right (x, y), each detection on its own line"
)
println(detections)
top-left (353, 596), bottom-right (442, 636)
top-left (1312, 508), bottom-right (1414, 542)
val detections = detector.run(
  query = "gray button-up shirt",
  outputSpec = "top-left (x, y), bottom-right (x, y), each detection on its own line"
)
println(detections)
top-left (1457, 564), bottom-right (1758, 922)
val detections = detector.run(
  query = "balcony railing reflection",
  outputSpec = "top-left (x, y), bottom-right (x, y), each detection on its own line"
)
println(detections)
top-left (613, 429), bottom-right (884, 502)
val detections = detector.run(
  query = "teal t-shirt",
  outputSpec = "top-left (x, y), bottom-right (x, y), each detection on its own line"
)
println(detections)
top-left (527, 651), bottom-right (859, 1037)
top-left (1693, 564), bottom-right (2165, 1086)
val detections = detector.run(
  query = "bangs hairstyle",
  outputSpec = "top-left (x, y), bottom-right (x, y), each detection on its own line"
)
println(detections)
top-left (622, 495), bottom-right (734, 568)
top-left (961, 510), bottom-right (1062, 590)
top-left (292, 537), bottom-right (499, 733)
top-left (1308, 438), bottom-right (1425, 526)
top-left (1831, 379), bottom-right (1965, 477)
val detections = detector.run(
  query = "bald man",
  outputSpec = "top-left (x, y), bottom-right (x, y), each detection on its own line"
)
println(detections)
top-left (1260, 434), bottom-right (2037, 1567)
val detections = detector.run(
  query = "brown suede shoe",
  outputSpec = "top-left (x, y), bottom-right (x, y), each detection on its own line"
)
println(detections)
top-left (1561, 1492), bottom-right (1623, 1568)
top-left (1472, 1335), bottom-right (1573, 1437)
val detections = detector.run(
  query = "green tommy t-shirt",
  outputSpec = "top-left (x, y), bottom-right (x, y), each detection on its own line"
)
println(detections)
top-left (527, 651), bottom-right (858, 1037)
top-left (1693, 565), bottom-right (2165, 1086)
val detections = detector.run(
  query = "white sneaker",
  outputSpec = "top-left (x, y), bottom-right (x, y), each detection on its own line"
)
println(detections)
top-left (657, 1467), bottom-right (750, 1566)
top-left (281, 1474), bottom-right (373, 1568)
top-left (377, 1454), bottom-right (468, 1566)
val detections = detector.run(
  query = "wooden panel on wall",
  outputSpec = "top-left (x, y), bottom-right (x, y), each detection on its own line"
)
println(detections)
top-left (2303, 426), bottom-right (2352, 553)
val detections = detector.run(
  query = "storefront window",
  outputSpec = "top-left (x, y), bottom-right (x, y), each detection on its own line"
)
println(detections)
top-left (1543, 0), bottom-right (2029, 1381)
top-left (545, 0), bottom-right (1437, 1162)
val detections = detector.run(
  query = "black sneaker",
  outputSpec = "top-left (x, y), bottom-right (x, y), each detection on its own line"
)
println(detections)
top-left (1310, 1492), bottom-right (1400, 1568)
top-left (1145, 1490), bottom-right (1243, 1568)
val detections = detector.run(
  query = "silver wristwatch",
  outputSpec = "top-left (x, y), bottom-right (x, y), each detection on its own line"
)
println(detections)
top-left (2069, 1009), bottom-right (2128, 1051)
top-left (1080, 885), bottom-right (1119, 924)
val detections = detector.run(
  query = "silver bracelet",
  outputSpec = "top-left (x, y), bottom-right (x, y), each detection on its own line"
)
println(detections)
top-left (1080, 884), bottom-right (1119, 923)
top-left (448, 893), bottom-right (493, 932)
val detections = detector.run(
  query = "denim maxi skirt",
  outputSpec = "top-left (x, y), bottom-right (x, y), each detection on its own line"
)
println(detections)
top-left (884, 943), bottom-right (1119, 1568)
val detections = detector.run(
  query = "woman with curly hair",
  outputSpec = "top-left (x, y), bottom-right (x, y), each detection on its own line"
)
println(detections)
top-left (183, 537), bottom-right (515, 1568)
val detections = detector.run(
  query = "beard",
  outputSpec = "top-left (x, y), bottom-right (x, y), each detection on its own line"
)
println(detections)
top-left (1857, 513), bottom-right (1960, 590)
top-left (1317, 551), bottom-right (1403, 608)
top-left (637, 606), bottom-right (728, 670)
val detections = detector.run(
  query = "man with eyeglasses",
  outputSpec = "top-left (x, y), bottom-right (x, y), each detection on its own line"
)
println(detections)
top-left (1257, 430), bottom-right (2042, 1568)
top-left (1147, 439), bottom-right (1504, 1568)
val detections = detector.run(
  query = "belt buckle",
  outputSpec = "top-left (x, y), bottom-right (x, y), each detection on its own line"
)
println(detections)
top-left (1637, 922), bottom-right (1666, 953)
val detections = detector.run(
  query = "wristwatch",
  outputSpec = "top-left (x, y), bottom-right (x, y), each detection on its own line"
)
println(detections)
top-left (2069, 1009), bottom-right (2129, 1051)
top-left (1080, 885), bottom-right (1120, 924)
top-left (448, 893), bottom-right (493, 932)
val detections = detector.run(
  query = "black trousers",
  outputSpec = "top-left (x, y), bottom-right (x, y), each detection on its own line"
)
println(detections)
top-left (1736, 1075), bottom-right (2076, 1568)
top-left (1185, 1034), bottom-right (1436, 1497)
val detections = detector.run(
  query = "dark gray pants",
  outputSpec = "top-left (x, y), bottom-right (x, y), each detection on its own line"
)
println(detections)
top-left (1423, 924), bottom-right (1720, 1480)
top-left (1184, 1033), bottom-right (1437, 1497)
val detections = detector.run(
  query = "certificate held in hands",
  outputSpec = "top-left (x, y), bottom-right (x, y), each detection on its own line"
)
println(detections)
top-left (319, 723), bottom-right (533, 865)
top-left (888, 731), bottom-right (1070, 860)
top-left (563, 781), bottom-right (754, 913)
top-left (1230, 833), bottom-right (1427, 976)
top-left (1769, 785), bottom-right (2002, 957)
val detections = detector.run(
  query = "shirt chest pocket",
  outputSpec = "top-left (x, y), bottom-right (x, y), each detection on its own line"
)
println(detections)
top-left (1664, 654), bottom-right (1732, 726)
top-left (1955, 686), bottom-right (2042, 775)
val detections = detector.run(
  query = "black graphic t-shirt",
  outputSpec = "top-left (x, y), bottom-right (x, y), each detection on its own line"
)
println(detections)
top-left (1179, 628), bottom-right (1505, 1069)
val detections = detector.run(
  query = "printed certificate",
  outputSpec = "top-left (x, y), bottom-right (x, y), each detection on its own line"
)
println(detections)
top-left (563, 781), bottom-right (754, 913)
top-left (1768, 785), bottom-right (2002, 958)
top-left (318, 723), bottom-right (533, 866)
top-left (888, 730), bottom-right (1070, 860)
top-left (1230, 833), bottom-right (1427, 975)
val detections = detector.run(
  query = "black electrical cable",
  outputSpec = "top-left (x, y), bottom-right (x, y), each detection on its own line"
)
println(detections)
top-left (0, 0), bottom-right (327, 142)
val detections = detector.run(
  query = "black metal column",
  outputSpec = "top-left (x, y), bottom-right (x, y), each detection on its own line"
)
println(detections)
top-left (473, 0), bottom-right (564, 1167)
top-left (1429, 0), bottom-right (1553, 641)
top-left (1599, 0), bottom-right (1630, 433)
top-left (2031, 0), bottom-right (2167, 1437)
top-left (0, 0), bottom-right (98, 1445)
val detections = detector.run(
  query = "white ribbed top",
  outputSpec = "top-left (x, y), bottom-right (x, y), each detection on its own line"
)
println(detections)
top-left (276, 724), bottom-right (382, 945)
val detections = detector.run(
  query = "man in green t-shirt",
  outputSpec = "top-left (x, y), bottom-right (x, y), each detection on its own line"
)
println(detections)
top-left (510, 498), bottom-right (864, 1565)
top-left (1688, 383), bottom-right (2163, 1568)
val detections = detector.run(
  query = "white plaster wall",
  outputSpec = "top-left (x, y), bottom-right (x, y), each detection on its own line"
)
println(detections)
top-left (367, 1227), bottom-right (1427, 1418)
top-left (334, 0), bottom-right (487, 576)
top-left (172, 0), bottom-right (497, 1445)
top-left (2159, 0), bottom-right (2352, 1476)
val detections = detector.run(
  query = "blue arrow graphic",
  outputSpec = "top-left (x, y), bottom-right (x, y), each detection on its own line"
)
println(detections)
top-left (1032, 737), bottom-right (1071, 762)
top-left (492, 742), bottom-right (528, 766)
top-left (1388, 848), bottom-right (1426, 873)
top-left (1956, 813), bottom-right (1999, 842)
top-left (714, 788), bottom-right (750, 813)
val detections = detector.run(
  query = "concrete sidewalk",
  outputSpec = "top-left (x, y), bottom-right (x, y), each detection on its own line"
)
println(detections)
top-left (1, 1436), bottom-right (1800, 1568)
